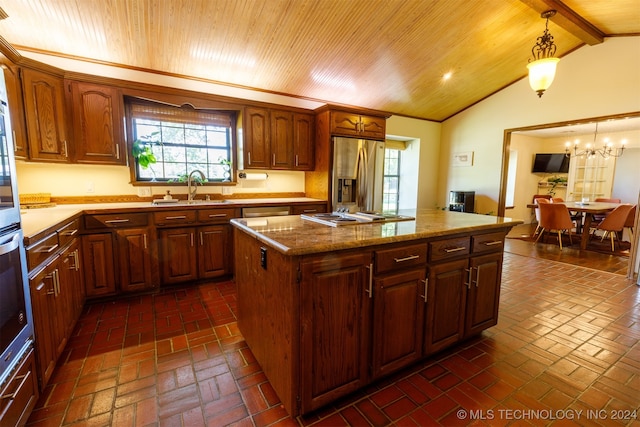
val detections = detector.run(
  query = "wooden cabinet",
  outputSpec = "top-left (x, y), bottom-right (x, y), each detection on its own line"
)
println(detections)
top-left (197, 225), bottom-right (231, 279)
top-left (82, 233), bottom-right (117, 298)
top-left (0, 348), bottom-right (38, 427)
top-left (21, 68), bottom-right (70, 162)
top-left (290, 203), bottom-right (327, 215)
top-left (243, 107), bottom-right (270, 169)
top-left (0, 58), bottom-right (28, 158)
top-left (68, 80), bottom-right (125, 165)
top-left (116, 227), bottom-right (156, 293)
top-left (243, 107), bottom-right (315, 170)
top-left (158, 227), bottom-right (198, 284)
top-left (424, 232), bottom-right (504, 355)
top-left (300, 252), bottom-right (371, 413)
top-left (330, 110), bottom-right (386, 140)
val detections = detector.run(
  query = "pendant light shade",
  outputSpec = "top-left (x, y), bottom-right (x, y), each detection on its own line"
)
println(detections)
top-left (527, 57), bottom-right (560, 97)
top-left (528, 10), bottom-right (559, 98)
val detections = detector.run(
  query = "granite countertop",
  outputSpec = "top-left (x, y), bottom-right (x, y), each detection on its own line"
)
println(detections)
top-left (20, 197), bottom-right (325, 242)
top-left (231, 209), bottom-right (524, 255)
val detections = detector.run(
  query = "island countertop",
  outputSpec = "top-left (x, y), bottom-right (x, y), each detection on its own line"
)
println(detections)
top-left (230, 209), bottom-right (523, 255)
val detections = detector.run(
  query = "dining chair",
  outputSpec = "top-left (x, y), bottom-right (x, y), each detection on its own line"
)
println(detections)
top-left (532, 197), bottom-right (550, 236)
top-left (593, 204), bottom-right (635, 252)
top-left (623, 204), bottom-right (636, 242)
top-left (549, 196), bottom-right (582, 230)
top-left (534, 202), bottom-right (574, 249)
top-left (592, 197), bottom-right (622, 224)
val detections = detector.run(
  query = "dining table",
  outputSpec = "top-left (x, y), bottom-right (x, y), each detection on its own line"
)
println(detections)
top-left (528, 201), bottom-right (621, 250)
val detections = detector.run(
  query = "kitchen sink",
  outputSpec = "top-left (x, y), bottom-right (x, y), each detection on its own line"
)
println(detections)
top-left (151, 199), bottom-right (228, 206)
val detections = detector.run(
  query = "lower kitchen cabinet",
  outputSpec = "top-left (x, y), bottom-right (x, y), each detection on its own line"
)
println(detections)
top-left (198, 225), bottom-right (231, 279)
top-left (0, 348), bottom-right (38, 427)
top-left (299, 252), bottom-right (371, 413)
top-left (465, 252), bottom-right (503, 337)
top-left (372, 267), bottom-right (426, 379)
top-left (82, 233), bottom-right (116, 298)
top-left (116, 227), bottom-right (157, 293)
top-left (159, 224), bottom-right (232, 285)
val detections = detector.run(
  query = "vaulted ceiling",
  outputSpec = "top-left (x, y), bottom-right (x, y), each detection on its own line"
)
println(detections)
top-left (0, 0), bottom-right (638, 121)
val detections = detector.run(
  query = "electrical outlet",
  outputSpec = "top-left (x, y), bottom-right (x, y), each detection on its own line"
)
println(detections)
top-left (137, 187), bottom-right (152, 197)
top-left (86, 181), bottom-right (94, 193)
top-left (260, 247), bottom-right (267, 269)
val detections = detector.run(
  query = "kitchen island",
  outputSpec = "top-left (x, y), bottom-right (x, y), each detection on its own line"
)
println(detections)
top-left (231, 209), bottom-right (522, 416)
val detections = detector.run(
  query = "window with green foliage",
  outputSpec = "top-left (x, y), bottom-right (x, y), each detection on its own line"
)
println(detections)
top-left (127, 99), bottom-right (236, 183)
top-left (382, 148), bottom-right (400, 213)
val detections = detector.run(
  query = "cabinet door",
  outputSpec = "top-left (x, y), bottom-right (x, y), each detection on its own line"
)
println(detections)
top-left (1, 60), bottom-right (28, 158)
top-left (300, 252), bottom-right (371, 413)
top-left (159, 227), bottom-right (198, 284)
top-left (82, 234), bottom-right (116, 298)
top-left (21, 68), bottom-right (70, 162)
top-left (69, 81), bottom-right (125, 165)
top-left (63, 242), bottom-right (85, 323)
top-left (293, 113), bottom-right (314, 170)
top-left (371, 268), bottom-right (425, 379)
top-left (330, 111), bottom-right (361, 137)
top-left (243, 107), bottom-right (270, 169)
top-left (57, 245), bottom-right (77, 340)
top-left (270, 110), bottom-right (293, 169)
top-left (465, 252), bottom-right (502, 337)
top-left (359, 115), bottom-right (386, 140)
top-left (29, 267), bottom-right (57, 389)
top-left (117, 227), bottom-right (156, 292)
top-left (198, 225), bottom-right (231, 279)
top-left (424, 259), bottom-right (468, 355)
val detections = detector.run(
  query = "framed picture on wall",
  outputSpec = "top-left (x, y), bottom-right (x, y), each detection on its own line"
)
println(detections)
top-left (453, 151), bottom-right (473, 167)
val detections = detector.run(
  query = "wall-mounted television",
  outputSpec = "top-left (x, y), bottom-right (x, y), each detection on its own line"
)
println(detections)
top-left (532, 153), bottom-right (570, 173)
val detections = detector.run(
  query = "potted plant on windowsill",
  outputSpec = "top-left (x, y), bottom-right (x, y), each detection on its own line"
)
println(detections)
top-left (132, 132), bottom-right (160, 179)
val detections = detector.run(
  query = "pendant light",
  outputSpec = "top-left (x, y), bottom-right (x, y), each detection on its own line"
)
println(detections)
top-left (527, 10), bottom-right (560, 98)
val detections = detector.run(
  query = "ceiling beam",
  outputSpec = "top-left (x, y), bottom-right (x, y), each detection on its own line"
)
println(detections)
top-left (520, 0), bottom-right (605, 45)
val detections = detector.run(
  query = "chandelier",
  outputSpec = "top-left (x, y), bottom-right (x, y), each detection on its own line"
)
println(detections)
top-left (565, 122), bottom-right (626, 159)
top-left (527, 10), bottom-right (560, 98)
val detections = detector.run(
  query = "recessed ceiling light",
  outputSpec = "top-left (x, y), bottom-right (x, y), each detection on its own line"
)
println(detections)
top-left (443, 72), bottom-right (452, 81)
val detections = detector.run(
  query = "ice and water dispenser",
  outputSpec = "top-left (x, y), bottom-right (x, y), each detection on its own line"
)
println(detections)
top-left (449, 191), bottom-right (475, 213)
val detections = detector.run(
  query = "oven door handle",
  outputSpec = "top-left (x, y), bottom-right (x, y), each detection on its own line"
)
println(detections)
top-left (0, 233), bottom-right (20, 255)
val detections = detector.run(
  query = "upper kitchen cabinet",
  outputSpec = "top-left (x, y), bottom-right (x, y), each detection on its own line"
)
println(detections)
top-left (0, 58), bottom-right (28, 158)
top-left (68, 80), bottom-right (126, 165)
top-left (21, 67), bottom-right (70, 162)
top-left (243, 106), bottom-right (315, 170)
top-left (330, 110), bottom-right (386, 140)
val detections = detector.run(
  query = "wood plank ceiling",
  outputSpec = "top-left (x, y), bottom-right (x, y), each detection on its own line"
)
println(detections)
top-left (0, 0), bottom-right (638, 121)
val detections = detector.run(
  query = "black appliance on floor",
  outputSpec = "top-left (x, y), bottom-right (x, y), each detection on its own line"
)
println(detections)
top-left (449, 191), bottom-right (475, 213)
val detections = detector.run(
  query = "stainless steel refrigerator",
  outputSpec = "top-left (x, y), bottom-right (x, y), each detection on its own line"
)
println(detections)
top-left (332, 137), bottom-right (385, 213)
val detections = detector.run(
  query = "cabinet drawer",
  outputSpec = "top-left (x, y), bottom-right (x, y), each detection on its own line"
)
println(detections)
top-left (26, 232), bottom-right (59, 271)
top-left (472, 231), bottom-right (506, 254)
top-left (85, 213), bottom-right (148, 229)
top-left (197, 208), bottom-right (239, 223)
top-left (429, 236), bottom-right (470, 262)
top-left (291, 204), bottom-right (327, 215)
top-left (153, 210), bottom-right (197, 226)
top-left (0, 349), bottom-right (38, 427)
top-left (374, 243), bottom-right (427, 274)
top-left (57, 218), bottom-right (80, 247)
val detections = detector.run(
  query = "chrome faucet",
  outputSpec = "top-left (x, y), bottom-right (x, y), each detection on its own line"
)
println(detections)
top-left (187, 169), bottom-right (206, 201)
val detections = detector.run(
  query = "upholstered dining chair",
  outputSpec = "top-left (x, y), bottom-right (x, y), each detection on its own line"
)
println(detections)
top-left (593, 204), bottom-right (635, 252)
top-left (592, 197), bottom-right (622, 224)
top-left (534, 202), bottom-right (574, 249)
top-left (549, 197), bottom-right (582, 229)
top-left (624, 205), bottom-right (636, 241)
top-left (533, 197), bottom-right (550, 236)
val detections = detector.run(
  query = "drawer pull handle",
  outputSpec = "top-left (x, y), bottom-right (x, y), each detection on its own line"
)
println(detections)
top-left (302, 209), bottom-right (317, 213)
top-left (365, 264), bottom-right (373, 298)
top-left (465, 268), bottom-right (472, 289)
top-left (483, 240), bottom-right (503, 246)
top-left (39, 244), bottom-right (59, 254)
top-left (59, 229), bottom-right (79, 236)
top-left (0, 373), bottom-right (30, 400)
top-left (420, 278), bottom-right (428, 303)
top-left (394, 254), bottom-right (420, 263)
top-left (444, 246), bottom-right (466, 253)
top-left (165, 215), bottom-right (187, 220)
top-left (105, 219), bottom-right (130, 224)
top-left (208, 213), bottom-right (227, 218)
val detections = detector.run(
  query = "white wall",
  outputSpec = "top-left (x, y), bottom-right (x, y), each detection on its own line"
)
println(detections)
top-left (386, 116), bottom-right (441, 210)
top-left (440, 36), bottom-right (640, 219)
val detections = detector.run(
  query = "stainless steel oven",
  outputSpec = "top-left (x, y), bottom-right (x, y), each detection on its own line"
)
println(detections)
top-left (0, 69), bottom-right (34, 386)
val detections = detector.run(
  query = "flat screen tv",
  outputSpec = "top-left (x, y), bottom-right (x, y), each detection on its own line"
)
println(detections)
top-left (532, 153), bottom-right (570, 173)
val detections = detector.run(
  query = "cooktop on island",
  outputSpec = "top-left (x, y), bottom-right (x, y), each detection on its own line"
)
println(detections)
top-left (300, 211), bottom-right (415, 227)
